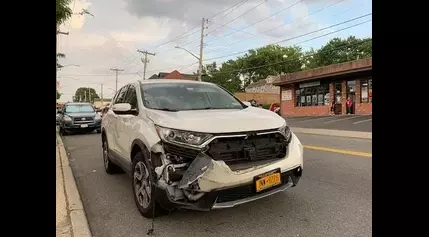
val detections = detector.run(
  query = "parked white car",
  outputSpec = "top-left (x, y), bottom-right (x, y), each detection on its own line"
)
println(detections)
top-left (101, 79), bottom-right (304, 218)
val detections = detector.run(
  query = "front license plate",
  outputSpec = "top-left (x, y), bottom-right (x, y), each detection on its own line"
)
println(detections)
top-left (255, 168), bottom-right (282, 193)
top-left (80, 124), bottom-right (88, 128)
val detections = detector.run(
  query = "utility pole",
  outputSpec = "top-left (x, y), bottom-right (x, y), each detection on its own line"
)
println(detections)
top-left (137, 50), bottom-right (155, 80)
top-left (110, 68), bottom-right (124, 92)
top-left (198, 18), bottom-right (207, 82)
top-left (88, 88), bottom-right (91, 103)
top-left (84, 90), bottom-right (87, 102)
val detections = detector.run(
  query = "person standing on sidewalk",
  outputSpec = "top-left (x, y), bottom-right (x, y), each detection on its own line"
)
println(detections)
top-left (346, 97), bottom-right (353, 114)
top-left (330, 100), bottom-right (335, 115)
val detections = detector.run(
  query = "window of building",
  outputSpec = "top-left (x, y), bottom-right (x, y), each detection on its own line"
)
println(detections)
top-left (360, 78), bottom-right (372, 103)
top-left (294, 83), bottom-right (329, 107)
top-left (295, 89), bottom-right (301, 106)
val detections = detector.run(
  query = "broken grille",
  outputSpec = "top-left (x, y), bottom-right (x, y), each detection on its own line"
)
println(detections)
top-left (207, 132), bottom-right (287, 165)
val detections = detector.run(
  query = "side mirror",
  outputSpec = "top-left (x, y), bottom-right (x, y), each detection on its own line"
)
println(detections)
top-left (112, 103), bottom-right (138, 115)
top-left (243, 101), bottom-right (251, 107)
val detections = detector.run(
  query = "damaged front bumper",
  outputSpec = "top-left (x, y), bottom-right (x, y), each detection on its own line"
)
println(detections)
top-left (150, 132), bottom-right (304, 211)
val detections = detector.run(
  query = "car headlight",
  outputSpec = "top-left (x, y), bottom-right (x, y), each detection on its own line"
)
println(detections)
top-left (155, 125), bottom-right (213, 146)
top-left (279, 124), bottom-right (292, 142)
top-left (64, 115), bottom-right (72, 122)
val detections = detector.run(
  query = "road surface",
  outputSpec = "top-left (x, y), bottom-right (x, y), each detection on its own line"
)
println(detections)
top-left (62, 132), bottom-right (372, 237)
top-left (284, 115), bottom-right (372, 132)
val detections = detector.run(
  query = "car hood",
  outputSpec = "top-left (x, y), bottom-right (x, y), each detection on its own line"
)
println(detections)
top-left (145, 107), bottom-right (286, 133)
top-left (65, 112), bottom-right (95, 117)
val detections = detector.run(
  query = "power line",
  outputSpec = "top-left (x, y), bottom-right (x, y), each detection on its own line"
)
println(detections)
top-left (210, 36), bottom-right (372, 76)
top-left (209, 0), bottom-right (249, 20)
top-left (137, 50), bottom-right (156, 80)
top-left (110, 68), bottom-right (124, 92)
top-left (206, 0), bottom-right (268, 36)
top-left (204, 13), bottom-right (372, 61)
top-left (205, 0), bottom-right (351, 54)
top-left (205, 0), bottom-right (304, 45)
top-left (152, 0), bottom-right (249, 55)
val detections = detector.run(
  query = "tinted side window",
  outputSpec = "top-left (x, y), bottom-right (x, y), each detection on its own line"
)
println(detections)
top-left (123, 85), bottom-right (138, 109)
top-left (115, 85), bottom-right (129, 104)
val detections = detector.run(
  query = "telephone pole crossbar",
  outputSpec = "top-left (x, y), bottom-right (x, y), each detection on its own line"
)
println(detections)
top-left (110, 68), bottom-right (124, 92)
top-left (137, 50), bottom-right (155, 80)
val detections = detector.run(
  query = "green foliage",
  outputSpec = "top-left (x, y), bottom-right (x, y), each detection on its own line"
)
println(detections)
top-left (198, 36), bottom-right (372, 91)
top-left (262, 104), bottom-right (271, 110)
top-left (306, 36), bottom-right (372, 68)
top-left (57, 90), bottom-right (62, 100)
top-left (56, 0), bottom-right (72, 26)
top-left (73, 87), bottom-right (100, 103)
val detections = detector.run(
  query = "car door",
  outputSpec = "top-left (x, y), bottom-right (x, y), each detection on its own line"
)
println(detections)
top-left (107, 86), bottom-right (128, 154)
top-left (116, 84), bottom-right (139, 161)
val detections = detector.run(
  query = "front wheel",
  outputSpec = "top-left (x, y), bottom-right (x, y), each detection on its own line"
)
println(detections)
top-left (132, 151), bottom-right (167, 218)
top-left (102, 140), bottom-right (122, 174)
top-left (96, 129), bottom-right (101, 134)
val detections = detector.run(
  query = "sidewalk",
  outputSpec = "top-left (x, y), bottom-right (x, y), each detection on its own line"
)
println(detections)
top-left (56, 133), bottom-right (92, 237)
top-left (291, 127), bottom-right (372, 140)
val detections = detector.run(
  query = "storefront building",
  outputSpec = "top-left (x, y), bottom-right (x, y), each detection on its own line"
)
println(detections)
top-left (272, 58), bottom-right (372, 117)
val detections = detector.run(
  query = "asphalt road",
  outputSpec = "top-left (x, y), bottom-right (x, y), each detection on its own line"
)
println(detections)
top-left (284, 115), bottom-right (372, 132)
top-left (63, 132), bottom-right (372, 237)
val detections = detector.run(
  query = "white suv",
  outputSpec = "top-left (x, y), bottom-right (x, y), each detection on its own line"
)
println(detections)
top-left (101, 79), bottom-right (304, 218)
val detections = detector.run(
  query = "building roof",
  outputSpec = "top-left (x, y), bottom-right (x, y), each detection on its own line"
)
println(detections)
top-left (272, 57), bottom-right (372, 86)
top-left (148, 70), bottom-right (197, 80)
top-left (246, 79), bottom-right (267, 89)
top-left (246, 75), bottom-right (280, 89)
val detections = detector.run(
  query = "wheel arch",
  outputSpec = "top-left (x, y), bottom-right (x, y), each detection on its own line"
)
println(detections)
top-left (131, 139), bottom-right (149, 162)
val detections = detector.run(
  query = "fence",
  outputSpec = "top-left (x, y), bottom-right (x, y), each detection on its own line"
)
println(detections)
top-left (234, 92), bottom-right (280, 105)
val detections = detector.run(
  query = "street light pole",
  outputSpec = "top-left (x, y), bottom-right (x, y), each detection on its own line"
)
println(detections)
top-left (174, 18), bottom-right (206, 81)
top-left (175, 46), bottom-right (202, 81)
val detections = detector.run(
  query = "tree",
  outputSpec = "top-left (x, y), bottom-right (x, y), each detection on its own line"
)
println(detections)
top-left (73, 87), bottom-right (100, 103)
top-left (202, 61), bottom-right (243, 93)
top-left (307, 36), bottom-right (372, 68)
top-left (238, 45), bottom-right (303, 87)
top-left (57, 90), bottom-right (62, 100)
top-left (56, 0), bottom-right (72, 26)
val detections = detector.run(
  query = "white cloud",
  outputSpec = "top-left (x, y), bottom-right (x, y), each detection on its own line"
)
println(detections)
top-left (56, 0), bottom-right (372, 102)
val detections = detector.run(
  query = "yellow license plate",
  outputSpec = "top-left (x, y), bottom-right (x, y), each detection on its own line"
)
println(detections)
top-left (255, 171), bottom-right (282, 192)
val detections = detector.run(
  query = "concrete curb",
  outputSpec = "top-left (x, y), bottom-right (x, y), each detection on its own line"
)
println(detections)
top-left (57, 133), bottom-right (92, 237)
top-left (290, 127), bottom-right (372, 140)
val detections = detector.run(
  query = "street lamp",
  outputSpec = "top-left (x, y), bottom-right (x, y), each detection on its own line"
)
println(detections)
top-left (175, 46), bottom-right (202, 81)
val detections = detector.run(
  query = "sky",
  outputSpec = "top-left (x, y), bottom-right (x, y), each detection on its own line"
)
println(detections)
top-left (57, 0), bottom-right (372, 102)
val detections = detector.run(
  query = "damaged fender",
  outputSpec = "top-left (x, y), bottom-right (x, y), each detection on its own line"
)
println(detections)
top-left (177, 153), bottom-right (214, 189)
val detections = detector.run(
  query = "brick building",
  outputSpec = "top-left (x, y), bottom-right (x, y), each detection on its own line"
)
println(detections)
top-left (272, 58), bottom-right (372, 117)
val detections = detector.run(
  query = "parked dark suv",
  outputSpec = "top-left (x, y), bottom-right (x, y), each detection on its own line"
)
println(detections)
top-left (58, 102), bottom-right (102, 135)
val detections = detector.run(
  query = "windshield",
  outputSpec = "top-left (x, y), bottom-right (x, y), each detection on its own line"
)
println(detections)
top-left (64, 104), bottom-right (95, 113)
top-left (141, 82), bottom-right (245, 111)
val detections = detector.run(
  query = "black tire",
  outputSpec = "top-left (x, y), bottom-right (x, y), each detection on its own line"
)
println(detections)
top-left (96, 129), bottom-right (101, 134)
top-left (102, 139), bottom-right (122, 174)
top-left (132, 151), bottom-right (167, 218)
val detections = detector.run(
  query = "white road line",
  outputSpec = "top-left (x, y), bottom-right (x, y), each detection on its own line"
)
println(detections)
top-left (324, 116), bottom-right (361, 124)
top-left (353, 118), bottom-right (372, 124)
top-left (299, 116), bottom-right (336, 123)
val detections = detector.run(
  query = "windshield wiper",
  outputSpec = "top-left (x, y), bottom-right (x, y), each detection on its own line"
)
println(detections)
top-left (186, 107), bottom-right (213, 110)
top-left (153, 108), bottom-right (179, 112)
